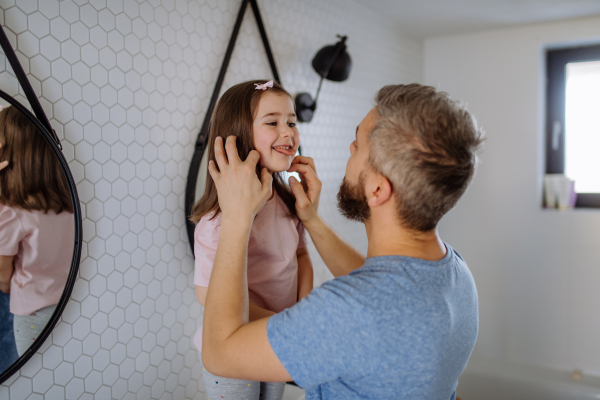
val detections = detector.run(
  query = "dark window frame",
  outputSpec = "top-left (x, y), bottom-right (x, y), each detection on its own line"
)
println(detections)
top-left (546, 44), bottom-right (600, 208)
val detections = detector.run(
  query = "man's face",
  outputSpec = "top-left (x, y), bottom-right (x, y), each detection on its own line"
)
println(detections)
top-left (336, 108), bottom-right (378, 222)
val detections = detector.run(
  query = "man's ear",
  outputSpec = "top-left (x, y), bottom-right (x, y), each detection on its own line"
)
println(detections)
top-left (365, 172), bottom-right (393, 207)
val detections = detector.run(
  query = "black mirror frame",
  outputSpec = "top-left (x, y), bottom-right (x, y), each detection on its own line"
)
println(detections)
top-left (0, 90), bottom-right (83, 384)
top-left (184, 0), bottom-right (282, 254)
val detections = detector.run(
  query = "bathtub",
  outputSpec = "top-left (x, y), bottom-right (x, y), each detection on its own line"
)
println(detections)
top-left (457, 358), bottom-right (600, 400)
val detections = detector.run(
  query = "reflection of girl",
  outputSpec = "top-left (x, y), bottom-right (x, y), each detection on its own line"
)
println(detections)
top-left (0, 106), bottom-right (74, 356)
top-left (190, 80), bottom-right (313, 400)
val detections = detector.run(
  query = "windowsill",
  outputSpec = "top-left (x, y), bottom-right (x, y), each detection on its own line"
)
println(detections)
top-left (542, 207), bottom-right (600, 212)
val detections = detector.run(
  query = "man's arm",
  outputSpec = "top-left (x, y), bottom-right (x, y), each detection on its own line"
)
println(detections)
top-left (288, 156), bottom-right (365, 277)
top-left (201, 136), bottom-right (291, 381)
top-left (0, 255), bottom-right (14, 293)
top-left (196, 286), bottom-right (275, 321)
top-left (296, 247), bottom-right (313, 300)
top-left (202, 217), bottom-right (291, 381)
top-left (300, 216), bottom-right (365, 277)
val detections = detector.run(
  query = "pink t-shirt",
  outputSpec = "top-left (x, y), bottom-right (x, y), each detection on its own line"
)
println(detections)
top-left (193, 192), bottom-right (307, 352)
top-left (0, 204), bottom-right (74, 316)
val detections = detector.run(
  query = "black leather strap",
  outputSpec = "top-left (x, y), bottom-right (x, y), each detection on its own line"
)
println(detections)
top-left (250, 0), bottom-right (281, 85)
top-left (0, 24), bottom-right (60, 148)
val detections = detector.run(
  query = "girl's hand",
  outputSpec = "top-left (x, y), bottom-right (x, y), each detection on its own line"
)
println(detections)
top-left (208, 136), bottom-right (273, 223)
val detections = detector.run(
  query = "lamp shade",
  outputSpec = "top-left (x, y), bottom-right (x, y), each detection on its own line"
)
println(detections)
top-left (311, 36), bottom-right (351, 82)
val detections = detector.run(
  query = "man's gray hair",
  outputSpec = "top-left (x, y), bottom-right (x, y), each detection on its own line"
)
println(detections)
top-left (369, 84), bottom-right (484, 232)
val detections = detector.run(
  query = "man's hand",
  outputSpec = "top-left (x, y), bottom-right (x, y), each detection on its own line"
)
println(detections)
top-left (287, 156), bottom-right (365, 277)
top-left (208, 136), bottom-right (272, 222)
top-left (287, 155), bottom-right (322, 226)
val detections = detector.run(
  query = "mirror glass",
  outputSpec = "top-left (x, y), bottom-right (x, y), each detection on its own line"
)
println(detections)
top-left (0, 102), bottom-right (75, 376)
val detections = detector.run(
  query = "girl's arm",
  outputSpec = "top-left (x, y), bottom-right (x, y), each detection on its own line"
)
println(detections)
top-left (196, 286), bottom-right (274, 322)
top-left (248, 302), bottom-right (275, 321)
top-left (296, 247), bottom-right (313, 300)
top-left (0, 255), bottom-right (14, 293)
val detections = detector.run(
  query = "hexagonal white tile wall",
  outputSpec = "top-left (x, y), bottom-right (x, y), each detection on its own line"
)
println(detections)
top-left (0, 1), bottom-right (421, 399)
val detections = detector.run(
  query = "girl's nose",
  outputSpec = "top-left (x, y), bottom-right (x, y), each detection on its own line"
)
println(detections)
top-left (280, 126), bottom-right (294, 138)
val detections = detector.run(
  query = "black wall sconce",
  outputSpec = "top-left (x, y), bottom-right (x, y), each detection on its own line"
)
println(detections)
top-left (295, 35), bottom-right (352, 123)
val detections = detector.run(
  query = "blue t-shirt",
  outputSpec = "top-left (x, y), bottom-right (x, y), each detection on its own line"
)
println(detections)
top-left (267, 244), bottom-right (478, 400)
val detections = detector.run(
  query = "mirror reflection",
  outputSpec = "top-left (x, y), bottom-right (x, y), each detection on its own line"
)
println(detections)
top-left (0, 105), bottom-right (74, 374)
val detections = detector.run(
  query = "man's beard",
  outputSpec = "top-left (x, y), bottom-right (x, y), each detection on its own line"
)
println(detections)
top-left (336, 172), bottom-right (371, 223)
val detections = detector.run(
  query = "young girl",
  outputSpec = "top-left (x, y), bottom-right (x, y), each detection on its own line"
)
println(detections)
top-left (190, 80), bottom-right (313, 400)
top-left (0, 106), bottom-right (74, 356)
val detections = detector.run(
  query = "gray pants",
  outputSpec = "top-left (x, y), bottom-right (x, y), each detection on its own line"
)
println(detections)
top-left (200, 353), bottom-right (285, 400)
top-left (13, 304), bottom-right (56, 356)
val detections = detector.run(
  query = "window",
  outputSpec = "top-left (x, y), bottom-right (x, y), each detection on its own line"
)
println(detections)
top-left (546, 44), bottom-right (600, 207)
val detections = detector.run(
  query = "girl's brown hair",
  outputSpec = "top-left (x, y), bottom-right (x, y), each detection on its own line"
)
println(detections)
top-left (190, 80), bottom-right (297, 223)
top-left (0, 106), bottom-right (73, 214)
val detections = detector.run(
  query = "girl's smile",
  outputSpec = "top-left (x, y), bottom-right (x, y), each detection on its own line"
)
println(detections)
top-left (273, 145), bottom-right (295, 156)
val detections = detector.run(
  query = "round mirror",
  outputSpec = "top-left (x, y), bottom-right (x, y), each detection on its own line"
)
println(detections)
top-left (0, 91), bottom-right (82, 384)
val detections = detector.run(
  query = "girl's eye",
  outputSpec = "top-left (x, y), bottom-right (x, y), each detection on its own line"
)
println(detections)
top-left (288, 122), bottom-right (296, 128)
top-left (267, 122), bottom-right (277, 126)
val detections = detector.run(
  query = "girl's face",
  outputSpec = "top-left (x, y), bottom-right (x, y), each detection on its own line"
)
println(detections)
top-left (252, 92), bottom-right (299, 172)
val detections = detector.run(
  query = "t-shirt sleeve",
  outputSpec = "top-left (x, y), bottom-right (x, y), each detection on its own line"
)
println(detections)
top-left (296, 220), bottom-right (308, 249)
top-left (0, 205), bottom-right (24, 256)
top-left (266, 277), bottom-right (376, 389)
top-left (193, 213), bottom-right (221, 287)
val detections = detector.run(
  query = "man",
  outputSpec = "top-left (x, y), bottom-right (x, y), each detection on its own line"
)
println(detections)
top-left (201, 84), bottom-right (483, 399)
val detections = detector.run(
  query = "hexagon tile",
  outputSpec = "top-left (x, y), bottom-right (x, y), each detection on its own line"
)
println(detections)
top-left (0, 0), bottom-right (421, 399)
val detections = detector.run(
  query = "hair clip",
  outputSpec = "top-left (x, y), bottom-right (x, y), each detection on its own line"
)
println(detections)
top-left (254, 80), bottom-right (273, 90)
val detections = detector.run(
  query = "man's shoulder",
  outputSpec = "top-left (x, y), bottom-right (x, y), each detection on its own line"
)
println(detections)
top-left (334, 245), bottom-right (476, 322)
top-left (346, 245), bottom-right (470, 285)
top-left (273, 243), bottom-right (475, 326)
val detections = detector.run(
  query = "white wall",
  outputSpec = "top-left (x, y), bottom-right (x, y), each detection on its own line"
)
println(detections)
top-left (425, 15), bottom-right (600, 375)
top-left (0, 0), bottom-right (422, 398)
